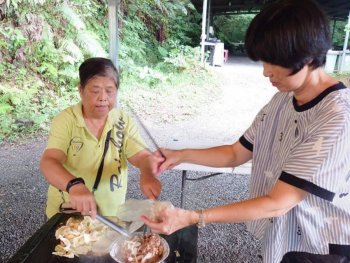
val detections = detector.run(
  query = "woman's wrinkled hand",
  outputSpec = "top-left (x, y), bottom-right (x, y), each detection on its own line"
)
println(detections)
top-left (68, 184), bottom-right (97, 218)
top-left (141, 205), bottom-right (195, 235)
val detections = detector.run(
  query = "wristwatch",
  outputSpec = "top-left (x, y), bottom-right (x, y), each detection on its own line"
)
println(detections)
top-left (66, 177), bottom-right (85, 193)
top-left (196, 209), bottom-right (206, 228)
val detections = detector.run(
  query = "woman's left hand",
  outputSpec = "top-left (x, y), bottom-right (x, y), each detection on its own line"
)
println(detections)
top-left (129, 150), bottom-right (165, 199)
top-left (140, 174), bottom-right (161, 199)
top-left (141, 206), bottom-right (196, 235)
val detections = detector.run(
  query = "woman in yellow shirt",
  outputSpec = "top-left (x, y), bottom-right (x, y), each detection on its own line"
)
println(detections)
top-left (40, 57), bottom-right (163, 219)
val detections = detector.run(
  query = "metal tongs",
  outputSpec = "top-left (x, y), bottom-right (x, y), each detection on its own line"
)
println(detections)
top-left (143, 223), bottom-right (151, 237)
top-left (95, 214), bottom-right (130, 237)
top-left (127, 104), bottom-right (164, 237)
top-left (59, 203), bottom-right (130, 237)
top-left (127, 104), bottom-right (165, 159)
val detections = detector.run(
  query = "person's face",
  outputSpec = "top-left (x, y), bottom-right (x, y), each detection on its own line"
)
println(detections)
top-left (79, 75), bottom-right (117, 118)
top-left (262, 63), bottom-right (310, 93)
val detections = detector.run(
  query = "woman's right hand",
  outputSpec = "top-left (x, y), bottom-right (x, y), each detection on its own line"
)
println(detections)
top-left (68, 184), bottom-right (97, 218)
top-left (157, 148), bottom-right (182, 173)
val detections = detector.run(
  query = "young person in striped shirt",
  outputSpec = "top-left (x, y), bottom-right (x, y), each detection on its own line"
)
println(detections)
top-left (142, 0), bottom-right (350, 262)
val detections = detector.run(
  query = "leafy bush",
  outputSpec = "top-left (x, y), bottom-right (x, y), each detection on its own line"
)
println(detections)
top-left (213, 14), bottom-right (255, 50)
top-left (0, 0), bottom-right (211, 143)
top-left (331, 20), bottom-right (349, 49)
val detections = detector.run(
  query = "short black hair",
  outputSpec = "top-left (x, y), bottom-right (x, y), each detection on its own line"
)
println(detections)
top-left (79, 57), bottom-right (119, 88)
top-left (245, 0), bottom-right (331, 74)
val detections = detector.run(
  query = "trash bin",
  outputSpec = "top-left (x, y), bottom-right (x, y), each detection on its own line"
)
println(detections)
top-left (325, 50), bottom-right (341, 73)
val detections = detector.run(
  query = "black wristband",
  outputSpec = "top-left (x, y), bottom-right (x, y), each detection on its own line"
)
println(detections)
top-left (66, 177), bottom-right (85, 193)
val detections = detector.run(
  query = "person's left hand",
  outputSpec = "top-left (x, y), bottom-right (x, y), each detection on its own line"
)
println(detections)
top-left (140, 173), bottom-right (162, 199)
top-left (128, 149), bottom-right (165, 199)
top-left (137, 153), bottom-right (165, 199)
top-left (141, 205), bottom-right (195, 235)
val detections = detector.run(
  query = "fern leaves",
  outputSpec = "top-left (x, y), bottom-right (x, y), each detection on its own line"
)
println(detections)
top-left (59, 3), bottom-right (107, 57)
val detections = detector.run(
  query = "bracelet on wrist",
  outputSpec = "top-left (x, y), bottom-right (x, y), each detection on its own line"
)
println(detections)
top-left (196, 209), bottom-right (206, 228)
top-left (66, 177), bottom-right (85, 193)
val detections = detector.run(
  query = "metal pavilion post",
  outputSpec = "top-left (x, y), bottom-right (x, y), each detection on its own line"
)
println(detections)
top-left (200, 0), bottom-right (208, 65)
top-left (339, 11), bottom-right (350, 73)
top-left (108, 0), bottom-right (120, 108)
top-left (108, 0), bottom-right (120, 70)
top-left (206, 0), bottom-right (212, 39)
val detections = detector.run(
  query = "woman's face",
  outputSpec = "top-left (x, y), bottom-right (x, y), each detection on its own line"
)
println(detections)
top-left (79, 75), bottom-right (117, 119)
top-left (262, 63), bottom-right (310, 93)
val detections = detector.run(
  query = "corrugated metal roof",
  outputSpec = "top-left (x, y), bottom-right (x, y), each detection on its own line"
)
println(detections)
top-left (190, 0), bottom-right (350, 20)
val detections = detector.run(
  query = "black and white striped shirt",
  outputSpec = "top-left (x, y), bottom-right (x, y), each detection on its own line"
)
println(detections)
top-left (239, 82), bottom-right (350, 263)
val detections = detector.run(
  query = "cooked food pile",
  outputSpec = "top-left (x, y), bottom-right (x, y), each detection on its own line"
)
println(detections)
top-left (53, 216), bottom-right (108, 258)
top-left (122, 233), bottom-right (164, 263)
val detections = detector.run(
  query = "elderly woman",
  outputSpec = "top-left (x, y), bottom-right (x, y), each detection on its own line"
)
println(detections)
top-left (40, 57), bottom-right (163, 219)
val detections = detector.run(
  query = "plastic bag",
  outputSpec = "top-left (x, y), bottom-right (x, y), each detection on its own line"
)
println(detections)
top-left (117, 199), bottom-right (173, 233)
top-left (90, 229), bottom-right (120, 255)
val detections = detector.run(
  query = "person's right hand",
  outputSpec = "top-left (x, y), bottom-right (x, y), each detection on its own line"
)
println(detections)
top-left (156, 148), bottom-right (182, 173)
top-left (68, 184), bottom-right (97, 218)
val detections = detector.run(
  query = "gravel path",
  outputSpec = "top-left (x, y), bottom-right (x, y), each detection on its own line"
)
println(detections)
top-left (0, 56), bottom-right (276, 263)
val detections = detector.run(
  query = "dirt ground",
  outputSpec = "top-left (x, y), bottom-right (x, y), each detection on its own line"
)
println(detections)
top-left (150, 56), bottom-right (275, 143)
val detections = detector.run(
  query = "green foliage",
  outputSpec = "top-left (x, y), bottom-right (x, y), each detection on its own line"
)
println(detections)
top-left (157, 40), bottom-right (202, 72)
top-left (60, 3), bottom-right (86, 30)
top-left (213, 15), bottom-right (255, 47)
top-left (117, 0), bottom-right (203, 88)
top-left (0, 0), bottom-right (208, 143)
top-left (59, 39), bottom-right (84, 64)
top-left (0, 26), bottom-right (27, 68)
top-left (0, 78), bottom-right (79, 142)
top-left (331, 20), bottom-right (348, 48)
top-left (4, 0), bottom-right (50, 20)
top-left (0, 0), bottom-right (108, 142)
top-left (58, 3), bottom-right (107, 57)
top-left (9, 28), bottom-right (26, 51)
top-left (166, 6), bottom-right (201, 46)
top-left (0, 80), bottom-right (42, 139)
top-left (214, 15), bottom-right (350, 52)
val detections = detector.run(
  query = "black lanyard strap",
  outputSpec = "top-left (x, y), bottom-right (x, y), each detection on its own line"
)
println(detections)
top-left (92, 130), bottom-right (111, 193)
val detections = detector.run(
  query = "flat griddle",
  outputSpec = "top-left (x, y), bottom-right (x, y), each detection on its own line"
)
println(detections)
top-left (8, 213), bottom-right (198, 263)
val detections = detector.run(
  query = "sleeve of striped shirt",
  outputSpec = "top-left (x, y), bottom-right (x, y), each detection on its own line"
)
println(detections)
top-left (281, 106), bottom-right (350, 201)
top-left (240, 100), bottom-right (275, 152)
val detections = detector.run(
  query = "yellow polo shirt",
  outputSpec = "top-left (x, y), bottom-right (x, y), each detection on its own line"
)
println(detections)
top-left (45, 103), bottom-right (147, 218)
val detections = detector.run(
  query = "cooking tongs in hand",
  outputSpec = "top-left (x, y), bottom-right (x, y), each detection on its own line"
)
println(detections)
top-left (127, 104), bottom-right (165, 159)
top-left (59, 203), bottom-right (130, 237)
top-left (95, 214), bottom-right (129, 237)
top-left (127, 105), bottom-right (165, 237)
